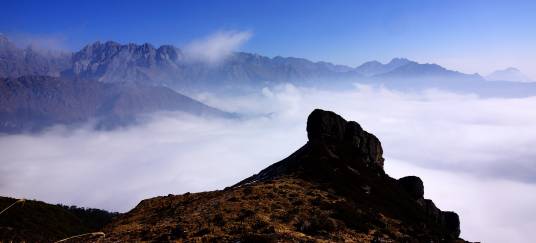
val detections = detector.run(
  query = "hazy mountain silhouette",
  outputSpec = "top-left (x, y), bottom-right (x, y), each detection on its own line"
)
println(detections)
top-left (486, 67), bottom-right (533, 82)
top-left (0, 76), bottom-right (231, 134)
top-left (0, 34), bottom-right (70, 78)
top-left (354, 58), bottom-right (412, 76)
top-left (1, 35), bottom-right (489, 92)
top-left (62, 41), bottom-right (359, 90)
top-left (3, 34), bottom-right (536, 133)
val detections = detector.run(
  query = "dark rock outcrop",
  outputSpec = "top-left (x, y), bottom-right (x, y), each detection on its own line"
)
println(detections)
top-left (235, 109), bottom-right (386, 187)
top-left (443, 211), bottom-right (461, 238)
top-left (398, 176), bottom-right (424, 200)
top-left (307, 110), bottom-right (384, 170)
top-left (232, 109), bottom-right (462, 240)
top-left (398, 175), bottom-right (461, 239)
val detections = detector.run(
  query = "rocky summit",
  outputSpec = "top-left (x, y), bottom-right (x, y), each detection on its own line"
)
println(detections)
top-left (103, 109), bottom-right (469, 242)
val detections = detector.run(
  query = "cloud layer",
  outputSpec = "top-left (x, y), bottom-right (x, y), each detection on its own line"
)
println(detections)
top-left (1, 84), bottom-right (535, 242)
top-left (183, 30), bottom-right (252, 64)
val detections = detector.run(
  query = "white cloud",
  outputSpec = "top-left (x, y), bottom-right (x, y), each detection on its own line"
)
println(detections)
top-left (183, 30), bottom-right (252, 64)
top-left (1, 84), bottom-right (536, 242)
top-left (386, 160), bottom-right (536, 243)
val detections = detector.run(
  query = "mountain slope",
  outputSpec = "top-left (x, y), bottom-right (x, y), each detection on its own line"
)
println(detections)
top-left (5, 35), bottom-right (535, 98)
top-left (0, 76), bottom-right (230, 134)
top-left (64, 41), bottom-right (359, 89)
top-left (104, 109), bottom-right (469, 242)
top-left (0, 196), bottom-right (117, 242)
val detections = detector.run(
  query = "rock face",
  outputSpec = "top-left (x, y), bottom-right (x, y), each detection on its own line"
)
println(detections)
top-left (64, 41), bottom-right (185, 85)
top-left (398, 175), bottom-right (461, 239)
top-left (307, 109), bottom-right (384, 169)
top-left (444, 211), bottom-right (461, 238)
top-left (398, 176), bottom-right (424, 200)
top-left (236, 109), bottom-right (386, 186)
top-left (104, 109), bottom-right (468, 242)
top-left (64, 41), bottom-right (357, 89)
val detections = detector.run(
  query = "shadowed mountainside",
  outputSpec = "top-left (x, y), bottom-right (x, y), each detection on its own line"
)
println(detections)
top-left (0, 76), bottom-right (231, 134)
top-left (0, 197), bottom-right (118, 242)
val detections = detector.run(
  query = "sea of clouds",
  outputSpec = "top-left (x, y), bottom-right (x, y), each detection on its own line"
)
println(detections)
top-left (1, 83), bottom-right (535, 242)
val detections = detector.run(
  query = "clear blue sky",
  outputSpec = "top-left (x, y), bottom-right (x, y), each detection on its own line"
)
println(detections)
top-left (1, 0), bottom-right (535, 77)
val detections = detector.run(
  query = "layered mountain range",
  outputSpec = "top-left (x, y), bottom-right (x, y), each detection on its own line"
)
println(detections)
top-left (3, 34), bottom-right (535, 93)
top-left (0, 109), bottom-right (471, 242)
top-left (2, 34), bottom-right (536, 133)
top-left (0, 34), bottom-right (487, 89)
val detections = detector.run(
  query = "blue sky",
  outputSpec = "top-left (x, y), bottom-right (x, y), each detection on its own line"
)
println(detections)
top-left (1, 0), bottom-right (535, 77)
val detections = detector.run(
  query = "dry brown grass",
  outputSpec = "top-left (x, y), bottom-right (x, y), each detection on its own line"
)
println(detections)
top-left (103, 177), bottom-right (402, 242)
top-left (54, 232), bottom-right (105, 243)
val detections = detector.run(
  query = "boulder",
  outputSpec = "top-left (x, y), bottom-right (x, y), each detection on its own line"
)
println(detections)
top-left (442, 211), bottom-right (461, 238)
top-left (306, 109), bottom-right (384, 170)
top-left (306, 109), bottom-right (347, 142)
top-left (398, 176), bottom-right (424, 200)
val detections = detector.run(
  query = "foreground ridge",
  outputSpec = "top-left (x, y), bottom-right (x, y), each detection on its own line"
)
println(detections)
top-left (104, 109), bottom-right (469, 242)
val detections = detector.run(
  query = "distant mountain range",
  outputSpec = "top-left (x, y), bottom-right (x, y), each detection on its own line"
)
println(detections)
top-left (1, 34), bottom-right (491, 90)
top-left (2, 34), bottom-right (536, 133)
top-left (486, 67), bottom-right (533, 82)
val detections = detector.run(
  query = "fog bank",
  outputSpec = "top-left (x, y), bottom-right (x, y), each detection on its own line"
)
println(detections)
top-left (1, 84), bottom-right (535, 242)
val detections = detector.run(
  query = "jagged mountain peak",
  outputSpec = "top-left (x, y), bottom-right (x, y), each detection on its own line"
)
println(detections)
top-left (81, 40), bottom-right (157, 51)
top-left (387, 57), bottom-right (413, 66)
top-left (236, 108), bottom-right (385, 186)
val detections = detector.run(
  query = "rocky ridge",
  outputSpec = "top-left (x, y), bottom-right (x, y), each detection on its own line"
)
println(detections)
top-left (0, 35), bottom-right (485, 91)
top-left (103, 109), bottom-right (468, 242)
